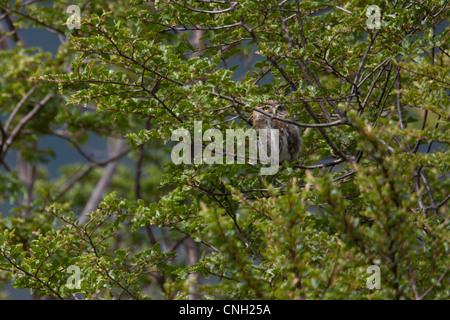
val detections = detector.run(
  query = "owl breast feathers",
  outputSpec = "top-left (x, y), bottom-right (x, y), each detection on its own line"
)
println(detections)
top-left (252, 101), bottom-right (302, 164)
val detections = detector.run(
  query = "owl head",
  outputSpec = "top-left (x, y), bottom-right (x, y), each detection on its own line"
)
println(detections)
top-left (261, 100), bottom-right (287, 116)
top-left (252, 100), bottom-right (288, 126)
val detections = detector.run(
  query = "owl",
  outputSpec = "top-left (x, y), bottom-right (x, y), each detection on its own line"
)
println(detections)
top-left (253, 101), bottom-right (302, 164)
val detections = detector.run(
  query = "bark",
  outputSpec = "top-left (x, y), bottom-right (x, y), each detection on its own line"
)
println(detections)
top-left (79, 137), bottom-right (127, 224)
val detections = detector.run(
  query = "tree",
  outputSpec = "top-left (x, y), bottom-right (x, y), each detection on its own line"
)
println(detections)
top-left (0, 0), bottom-right (448, 300)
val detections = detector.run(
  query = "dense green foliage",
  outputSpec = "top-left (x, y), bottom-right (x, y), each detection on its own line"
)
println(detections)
top-left (0, 0), bottom-right (448, 299)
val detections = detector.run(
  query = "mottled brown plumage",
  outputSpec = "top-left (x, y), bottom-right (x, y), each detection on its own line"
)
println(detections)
top-left (253, 100), bottom-right (301, 163)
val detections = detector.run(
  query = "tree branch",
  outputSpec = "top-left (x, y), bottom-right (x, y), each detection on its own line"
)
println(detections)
top-left (0, 93), bottom-right (52, 161)
top-left (78, 138), bottom-right (129, 224)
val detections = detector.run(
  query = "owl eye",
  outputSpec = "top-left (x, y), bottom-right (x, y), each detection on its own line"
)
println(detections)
top-left (263, 107), bottom-right (270, 112)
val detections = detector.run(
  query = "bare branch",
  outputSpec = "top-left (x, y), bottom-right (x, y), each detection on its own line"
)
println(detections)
top-left (78, 138), bottom-right (129, 224)
top-left (3, 85), bottom-right (39, 133)
top-left (0, 93), bottom-right (52, 161)
top-left (253, 108), bottom-right (348, 128)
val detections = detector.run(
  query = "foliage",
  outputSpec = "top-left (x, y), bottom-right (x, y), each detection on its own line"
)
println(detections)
top-left (0, 0), bottom-right (448, 299)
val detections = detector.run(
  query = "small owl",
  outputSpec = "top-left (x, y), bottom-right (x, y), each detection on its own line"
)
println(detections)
top-left (253, 101), bottom-right (301, 164)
